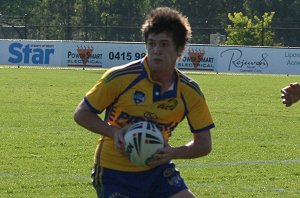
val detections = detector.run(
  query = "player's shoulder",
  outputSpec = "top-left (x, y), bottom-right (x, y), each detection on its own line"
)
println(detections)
top-left (177, 69), bottom-right (203, 96)
top-left (102, 60), bottom-right (143, 82)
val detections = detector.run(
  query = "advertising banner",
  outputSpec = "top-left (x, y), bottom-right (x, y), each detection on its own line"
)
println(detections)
top-left (62, 42), bottom-right (218, 70)
top-left (0, 40), bottom-right (62, 66)
top-left (178, 45), bottom-right (217, 71)
top-left (281, 48), bottom-right (300, 74)
top-left (62, 41), bottom-right (146, 68)
top-left (0, 39), bottom-right (299, 75)
top-left (217, 46), bottom-right (300, 74)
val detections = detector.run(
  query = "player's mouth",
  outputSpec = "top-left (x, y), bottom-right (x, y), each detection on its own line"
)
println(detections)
top-left (152, 58), bottom-right (163, 64)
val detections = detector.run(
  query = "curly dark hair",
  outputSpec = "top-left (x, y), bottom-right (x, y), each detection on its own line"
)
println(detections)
top-left (141, 7), bottom-right (192, 49)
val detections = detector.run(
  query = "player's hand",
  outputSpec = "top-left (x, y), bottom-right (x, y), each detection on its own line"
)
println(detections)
top-left (147, 144), bottom-right (173, 166)
top-left (113, 127), bottom-right (127, 155)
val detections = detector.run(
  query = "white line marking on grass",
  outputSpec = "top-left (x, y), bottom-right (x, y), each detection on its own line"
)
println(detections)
top-left (1, 159), bottom-right (299, 195)
top-left (1, 159), bottom-right (299, 178)
top-left (177, 158), bottom-right (300, 167)
top-left (0, 172), bottom-right (90, 180)
top-left (188, 182), bottom-right (300, 194)
top-left (1, 158), bottom-right (299, 195)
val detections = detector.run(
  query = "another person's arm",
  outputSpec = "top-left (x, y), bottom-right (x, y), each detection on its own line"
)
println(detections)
top-left (281, 82), bottom-right (300, 107)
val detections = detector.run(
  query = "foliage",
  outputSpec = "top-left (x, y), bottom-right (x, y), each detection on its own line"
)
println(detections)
top-left (0, 0), bottom-right (299, 45)
top-left (224, 12), bottom-right (276, 46)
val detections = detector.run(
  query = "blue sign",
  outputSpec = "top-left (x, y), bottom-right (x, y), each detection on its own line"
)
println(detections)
top-left (8, 42), bottom-right (55, 64)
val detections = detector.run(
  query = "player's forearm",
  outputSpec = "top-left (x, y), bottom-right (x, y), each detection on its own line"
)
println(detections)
top-left (172, 140), bottom-right (212, 159)
top-left (74, 110), bottom-right (115, 138)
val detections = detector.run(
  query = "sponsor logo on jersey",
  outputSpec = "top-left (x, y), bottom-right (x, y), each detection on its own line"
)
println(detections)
top-left (132, 91), bottom-right (145, 104)
top-left (157, 99), bottom-right (178, 110)
top-left (116, 111), bottom-right (178, 133)
top-left (144, 112), bottom-right (158, 120)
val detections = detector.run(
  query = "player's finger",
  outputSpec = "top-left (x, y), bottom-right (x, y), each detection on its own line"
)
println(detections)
top-left (290, 82), bottom-right (299, 87)
top-left (281, 89), bottom-right (287, 94)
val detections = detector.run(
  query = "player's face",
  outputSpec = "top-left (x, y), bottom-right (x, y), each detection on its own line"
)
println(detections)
top-left (146, 32), bottom-right (183, 72)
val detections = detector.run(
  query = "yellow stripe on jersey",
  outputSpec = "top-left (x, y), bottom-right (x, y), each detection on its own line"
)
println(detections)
top-left (85, 57), bottom-right (215, 172)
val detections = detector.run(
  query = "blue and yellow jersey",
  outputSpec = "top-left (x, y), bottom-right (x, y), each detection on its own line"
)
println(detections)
top-left (84, 57), bottom-right (215, 172)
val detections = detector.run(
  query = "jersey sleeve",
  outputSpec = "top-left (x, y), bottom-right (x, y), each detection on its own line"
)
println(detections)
top-left (184, 87), bottom-right (215, 133)
top-left (84, 69), bottom-right (124, 114)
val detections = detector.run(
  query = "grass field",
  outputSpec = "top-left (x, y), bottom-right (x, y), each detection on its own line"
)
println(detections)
top-left (0, 67), bottom-right (299, 197)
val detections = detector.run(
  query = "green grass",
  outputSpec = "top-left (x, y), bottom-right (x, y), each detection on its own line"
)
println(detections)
top-left (0, 68), bottom-right (299, 197)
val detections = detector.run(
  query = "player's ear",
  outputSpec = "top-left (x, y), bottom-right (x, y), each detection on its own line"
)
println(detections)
top-left (176, 46), bottom-right (185, 60)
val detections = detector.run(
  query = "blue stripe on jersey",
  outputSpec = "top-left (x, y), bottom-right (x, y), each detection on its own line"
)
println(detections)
top-left (180, 92), bottom-right (214, 133)
top-left (105, 105), bottom-right (115, 122)
top-left (109, 60), bottom-right (148, 105)
top-left (191, 123), bottom-right (215, 133)
top-left (178, 72), bottom-right (203, 96)
top-left (104, 61), bottom-right (143, 83)
top-left (113, 72), bottom-right (147, 105)
top-left (180, 93), bottom-right (193, 131)
top-left (153, 80), bottom-right (177, 102)
top-left (84, 97), bottom-right (102, 114)
top-left (180, 93), bottom-right (189, 115)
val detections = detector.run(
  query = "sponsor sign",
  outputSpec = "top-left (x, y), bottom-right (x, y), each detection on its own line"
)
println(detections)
top-left (0, 39), bottom-right (299, 75)
top-left (62, 42), bottom-right (146, 68)
top-left (283, 49), bottom-right (300, 74)
top-left (64, 42), bottom-right (103, 67)
top-left (217, 46), bottom-right (300, 74)
top-left (178, 45), bottom-right (217, 71)
top-left (1, 40), bottom-right (62, 66)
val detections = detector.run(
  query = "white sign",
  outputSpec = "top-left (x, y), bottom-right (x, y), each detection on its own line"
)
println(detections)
top-left (0, 39), bottom-right (299, 75)
top-left (178, 45), bottom-right (217, 71)
top-left (217, 46), bottom-right (300, 74)
top-left (62, 41), bottom-right (146, 68)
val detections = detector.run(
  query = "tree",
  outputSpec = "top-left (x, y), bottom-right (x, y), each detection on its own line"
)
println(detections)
top-left (224, 12), bottom-right (276, 46)
top-left (0, 0), bottom-right (299, 45)
top-left (243, 0), bottom-right (300, 46)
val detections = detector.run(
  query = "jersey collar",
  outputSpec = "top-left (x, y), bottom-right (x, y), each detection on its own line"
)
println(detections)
top-left (141, 56), bottom-right (179, 102)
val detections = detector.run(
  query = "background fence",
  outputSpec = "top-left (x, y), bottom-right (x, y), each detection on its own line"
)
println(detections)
top-left (0, 14), bottom-right (300, 46)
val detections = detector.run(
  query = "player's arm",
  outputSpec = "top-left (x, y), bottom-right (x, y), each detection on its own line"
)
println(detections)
top-left (149, 130), bottom-right (211, 165)
top-left (281, 82), bottom-right (300, 107)
top-left (74, 99), bottom-right (125, 151)
top-left (173, 130), bottom-right (212, 159)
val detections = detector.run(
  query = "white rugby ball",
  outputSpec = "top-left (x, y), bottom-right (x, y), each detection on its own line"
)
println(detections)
top-left (124, 121), bottom-right (164, 166)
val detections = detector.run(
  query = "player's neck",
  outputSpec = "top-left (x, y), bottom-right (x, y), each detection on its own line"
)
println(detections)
top-left (151, 70), bottom-right (176, 94)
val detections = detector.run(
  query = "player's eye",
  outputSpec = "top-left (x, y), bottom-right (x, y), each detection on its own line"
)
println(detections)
top-left (160, 42), bottom-right (169, 47)
top-left (147, 41), bottom-right (155, 47)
